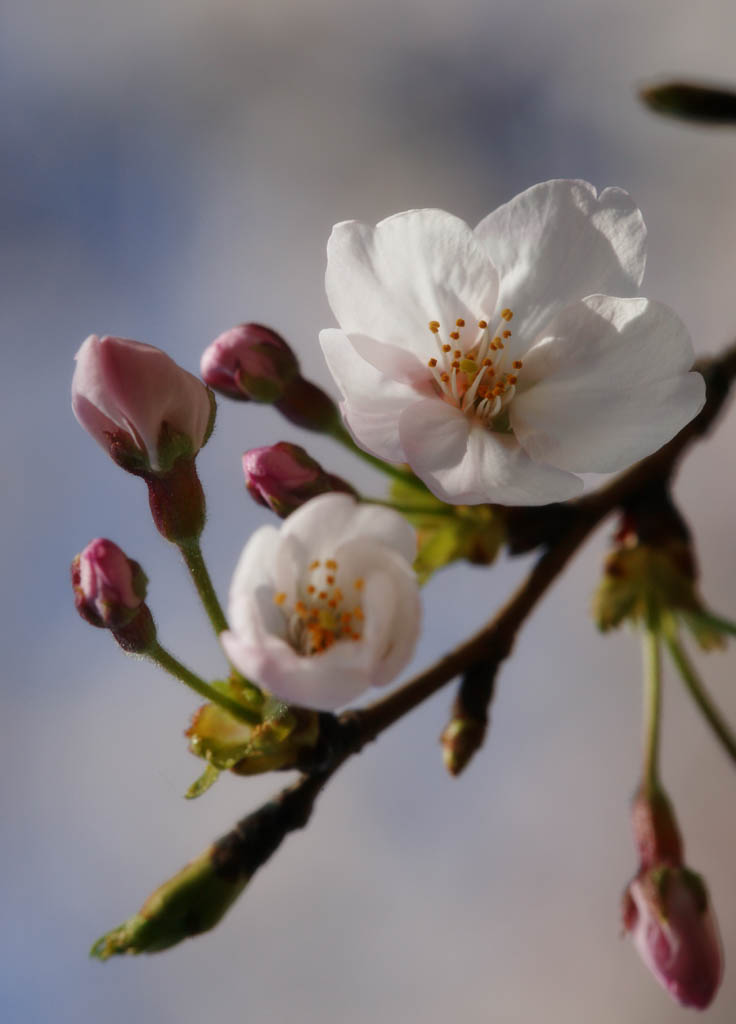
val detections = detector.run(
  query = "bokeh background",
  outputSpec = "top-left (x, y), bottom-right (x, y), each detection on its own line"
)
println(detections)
top-left (4, 1), bottom-right (736, 1021)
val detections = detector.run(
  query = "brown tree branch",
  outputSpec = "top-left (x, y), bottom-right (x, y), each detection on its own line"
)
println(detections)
top-left (97, 340), bottom-right (736, 955)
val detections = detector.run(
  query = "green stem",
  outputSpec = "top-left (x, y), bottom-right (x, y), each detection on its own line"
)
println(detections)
top-left (685, 608), bottom-right (736, 638)
top-left (177, 538), bottom-right (229, 635)
top-left (329, 421), bottom-right (427, 489)
top-left (663, 617), bottom-right (736, 767)
top-left (149, 644), bottom-right (260, 725)
top-left (642, 625), bottom-right (663, 795)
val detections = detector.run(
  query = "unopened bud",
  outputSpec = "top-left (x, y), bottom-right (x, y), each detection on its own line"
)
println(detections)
top-left (91, 846), bottom-right (248, 958)
top-left (72, 335), bottom-right (215, 475)
top-left (72, 538), bottom-right (147, 629)
top-left (243, 442), bottom-right (356, 517)
top-left (201, 323), bottom-right (299, 403)
top-left (641, 80), bottom-right (736, 124)
top-left (623, 867), bottom-right (723, 1008)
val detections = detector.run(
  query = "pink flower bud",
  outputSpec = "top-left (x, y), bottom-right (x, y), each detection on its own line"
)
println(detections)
top-left (623, 867), bottom-right (723, 1008)
top-left (71, 538), bottom-right (147, 629)
top-left (72, 335), bottom-right (215, 473)
top-left (200, 324), bottom-right (299, 402)
top-left (243, 442), bottom-right (356, 517)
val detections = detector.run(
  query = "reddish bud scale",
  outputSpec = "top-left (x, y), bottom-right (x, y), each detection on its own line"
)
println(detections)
top-left (275, 377), bottom-right (342, 433)
top-left (145, 457), bottom-right (207, 544)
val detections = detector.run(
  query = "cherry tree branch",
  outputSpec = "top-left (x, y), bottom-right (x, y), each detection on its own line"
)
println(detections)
top-left (97, 340), bottom-right (736, 956)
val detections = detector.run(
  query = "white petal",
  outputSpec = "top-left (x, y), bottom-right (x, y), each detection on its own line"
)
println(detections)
top-left (510, 295), bottom-right (706, 473)
top-left (320, 328), bottom-right (419, 462)
top-left (222, 628), bottom-right (376, 711)
top-left (227, 525), bottom-right (282, 629)
top-left (326, 209), bottom-right (499, 358)
top-left (475, 180), bottom-right (647, 351)
top-left (399, 399), bottom-right (582, 505)
top-left (360, 560), bottom-right (421, 686)
top-left (282, 493), bottom-right (417, 564)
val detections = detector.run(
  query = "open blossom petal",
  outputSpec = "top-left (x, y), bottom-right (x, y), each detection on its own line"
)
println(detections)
top-left (320, 328), bottom-right (420, 462)
top-left (510, 296), bottom-right (705, 473)
top-left (474, 179), bottom-right (647, 351)
top-left (326, 209), bottom-right (499, 357)
top-left (221, 494), bottom-right (420, 711)
top-left (321, 180), bottom-right (703, 505)
top-left (399, 400), bottom-right (582, 505)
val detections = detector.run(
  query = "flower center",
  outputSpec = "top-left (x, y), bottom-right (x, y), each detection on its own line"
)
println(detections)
top-left (273, 557), bottom-right (365, 655)
top-left (426, 309), bottom-right (523, 427)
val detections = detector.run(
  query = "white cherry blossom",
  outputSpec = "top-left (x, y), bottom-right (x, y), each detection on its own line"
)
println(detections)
top-left (320, 179), bottom-right (705, 505)
top-left (221, 493), bottom-right (420, 711)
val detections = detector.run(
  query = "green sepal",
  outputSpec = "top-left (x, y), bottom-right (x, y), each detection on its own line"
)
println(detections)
top-left (185, 764), bottom-right (221, 800)
top-left (389, 479), bottom-right (505, 583)
top-left (187, 691), bottom-right (319, 776)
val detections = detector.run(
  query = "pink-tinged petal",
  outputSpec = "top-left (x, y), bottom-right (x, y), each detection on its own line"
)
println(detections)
top-left (326, 209), bottom-right (499, 358)
top-left (399, 400), bottom-right (582, 505)
top-left (626, 871), bottom-right (723, 1009)
top-left (349, 333), bottom-right (433, 389)
top-left (474, 180), bottom-right (647, 352)
top-left (510, 296), bottom-right (706, 473)
top-left (320, 328), bottom-right (419, 461)
top-left (360, 561), bottom-right (421, 686)
top-left (72, 334), bottom-right (213, 470)
top-left (222, 627), bottom-right (383, 711)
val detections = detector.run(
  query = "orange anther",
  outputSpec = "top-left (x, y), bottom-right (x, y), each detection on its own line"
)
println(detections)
top-left (503, 330), bottom-right (512, 339)
top-left (512, 360), bottom-right (523, 369)
top-left (478, 320), bottom-right (488, 328)
top-left (273, 592), bottom-right (286, 606)
top-left (428, 357), bottom-right (438, 368)
top-left (442, 344), bottom-right (452, 352)
top-left (455, 318), bottom-right (465, 327)
top-left (449, 331), bottom-right (460, 341)
top-left (428, 321), bottom-right (440, 333)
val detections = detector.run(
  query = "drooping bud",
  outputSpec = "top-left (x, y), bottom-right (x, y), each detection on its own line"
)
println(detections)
top-left (623, 867), bottom-right (723, 1009)
top-left (72, 538), bottom-right (147, 629)
top-left (72, 335), bottom-right (216, 475)
top-left (243, 442), bottom-right (356, 517)
top-left (622, 785), bottom-right (723, 1008)
top-left (201, 323), bottom-right (299, 403)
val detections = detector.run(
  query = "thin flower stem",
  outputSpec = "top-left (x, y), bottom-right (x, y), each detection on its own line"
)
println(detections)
top-left (177, 538), bottom-right (229, 635)
top-left (685, 608), bottom-right (736, 638)
top-left (149, 643), bottom-right (260, 725)
top-left (663, 618), bottom-right (736, 767)
top-left (642, 625), bottom-right (663, 795)
top-left (328, 421), bottom-right (427, 489)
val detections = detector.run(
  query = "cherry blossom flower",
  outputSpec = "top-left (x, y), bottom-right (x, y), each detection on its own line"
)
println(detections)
top-left (72, 334), bottom-right (215, 473)
top-left (221, 493), bottom-right (420, 710)
top-left (320, 179), bottom-right (705, 505)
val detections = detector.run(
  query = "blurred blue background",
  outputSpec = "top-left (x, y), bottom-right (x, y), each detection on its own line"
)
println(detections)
top-left (3, 1), bottom-right (736, 1021)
